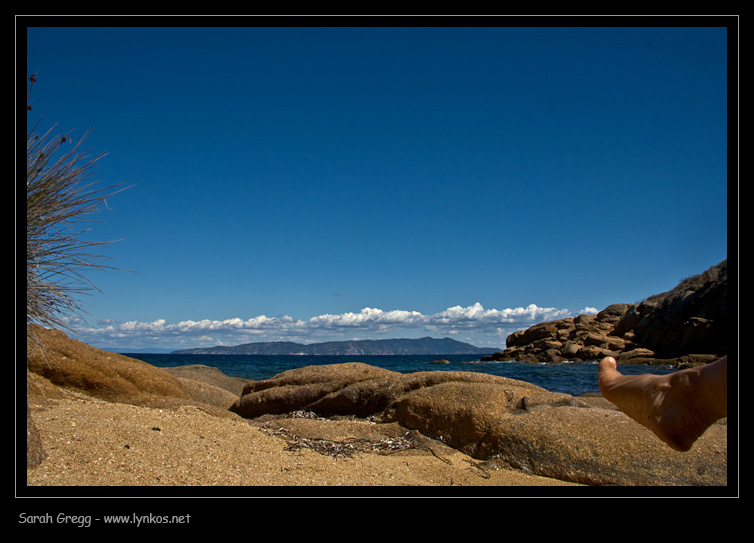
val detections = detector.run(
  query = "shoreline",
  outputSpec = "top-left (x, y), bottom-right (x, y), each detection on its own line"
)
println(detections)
top-left (24, 326), bottom-right (728, 490)
top-left (119, 352), bottom-right (681, 399)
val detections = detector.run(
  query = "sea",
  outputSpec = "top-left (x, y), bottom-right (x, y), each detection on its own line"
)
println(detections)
top-left (122, 353), bottom-right (677, 397)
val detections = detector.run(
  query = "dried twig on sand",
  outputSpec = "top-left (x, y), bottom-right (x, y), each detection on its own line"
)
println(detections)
top-left (261, 410), bottom-right (418, 460)
top-left (261, 425), bottom-right (417, 459)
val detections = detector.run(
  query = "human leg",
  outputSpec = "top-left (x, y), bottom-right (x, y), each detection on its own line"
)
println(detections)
top-left (598, 356), bottom-right (727, 451)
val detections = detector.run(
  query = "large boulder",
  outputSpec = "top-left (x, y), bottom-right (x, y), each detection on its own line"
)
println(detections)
top-left (230, 363), bottom-right (395, 418)
top-left (27, 325), bottom-right (190, 405)
top-left (480, 405), bottom-right (726, 486)
top-left (231, 364), bottom-right (549, 420)
top-left (381, 378), bottom-right (587, 458)
top-left (230, 362), bottom-right (727, 486)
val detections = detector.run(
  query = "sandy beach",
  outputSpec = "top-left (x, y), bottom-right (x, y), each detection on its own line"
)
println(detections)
top-left (26, 392), bottom-right (579, 488)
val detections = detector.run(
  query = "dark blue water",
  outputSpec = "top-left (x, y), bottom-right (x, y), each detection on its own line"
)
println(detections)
top-left (123, 353), bottom-right (677, 397)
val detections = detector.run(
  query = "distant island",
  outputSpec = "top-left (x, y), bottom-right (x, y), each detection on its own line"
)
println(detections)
top-left (171, 337), bottom-right (500, 356)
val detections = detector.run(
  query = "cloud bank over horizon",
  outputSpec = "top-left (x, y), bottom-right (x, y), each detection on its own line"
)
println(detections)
top-left (67, 303), bottom-right (599, 352)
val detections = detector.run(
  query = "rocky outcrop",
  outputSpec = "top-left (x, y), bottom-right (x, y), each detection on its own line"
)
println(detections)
top-left (231, 362), bottom-right (727, 486)
top-left (487, 305), bottom-right (635, 364)
top-left (615, 260), bottom-right (727, 358)
top-left (483, 260), bottom-right (727, 365)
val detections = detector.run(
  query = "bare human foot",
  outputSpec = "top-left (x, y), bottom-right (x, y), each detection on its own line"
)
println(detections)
top-left (598, 356), bottom-right (727, 452)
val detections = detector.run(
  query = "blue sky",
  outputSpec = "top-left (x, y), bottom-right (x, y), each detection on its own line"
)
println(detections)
top-left (23, 20), bottom-right (731, 352)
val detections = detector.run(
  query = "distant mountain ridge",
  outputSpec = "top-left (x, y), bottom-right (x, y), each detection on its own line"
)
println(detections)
top-left (171, 337), bottom-right (499, 356)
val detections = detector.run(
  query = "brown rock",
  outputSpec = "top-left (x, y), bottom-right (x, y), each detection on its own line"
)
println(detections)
top-left (601, 336), bottom-right (629, 352)
top-left (560, 342), bottom-right (582, 357)
top-left (573, 314), bottom-right (596, 326)
top-left (507, 322), bottom-right (559, 347)
top-left (578, 345), bottom-right (618, 361)
top-left (480, 352), bottom-right (507, 361)
top-left (596, 303), bottom-right (632, 322)
top-left (27, 325), bottom-right (189, 405)
top-left (240, 362), bottom-right (394, 394)
top-left (494, 348), bottom-right (520, 361)
top-left (488, 406), bottom-right (727, 486)
top-left (164, 364), bottom-right (252, 396)
top-left (543, 349), bottom-right (564, 363)
top-left (617, 348), bottom-right (657, 363)
top-left (505, 330), bottom-right (525, 348)
top-left (555, 318), bottom-right (575, 329)
top-left (173, 377), bottom-right (241, 411)
top-left (385, 382), bottom-right (521, 451)
top-left (584, 332), bottom-right (609, 347)
top-left (231, 363), bottom-right (396, 418)
top-left (532, 338), bottom-right (563, 350)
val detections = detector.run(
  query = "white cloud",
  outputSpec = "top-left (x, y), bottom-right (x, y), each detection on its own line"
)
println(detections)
top-left (69, 303), bottom-right (596, 351)
top-left (427, 303), bottom-right (571, 328)
top-left (308, 308), bottom-right (426, 329)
